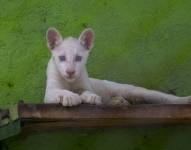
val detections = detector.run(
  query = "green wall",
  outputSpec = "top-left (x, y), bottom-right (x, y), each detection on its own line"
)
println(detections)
top-left (1, 0), bottom-right (191, 149)
top-left (3, 126), bottom-right (191, 150)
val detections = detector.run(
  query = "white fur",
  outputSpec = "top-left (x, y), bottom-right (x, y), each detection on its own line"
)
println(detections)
top-left (44, 27), bottom-right (191, 106)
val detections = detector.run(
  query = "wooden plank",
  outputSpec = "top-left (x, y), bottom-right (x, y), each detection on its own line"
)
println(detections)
top-left (18, 103), bottom-right (191, 128)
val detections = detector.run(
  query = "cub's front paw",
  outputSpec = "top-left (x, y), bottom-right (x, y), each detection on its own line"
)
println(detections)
top-left (58, 92), bottom-right (82, 106)
top-left (80, 91), bottom-right (102, 105)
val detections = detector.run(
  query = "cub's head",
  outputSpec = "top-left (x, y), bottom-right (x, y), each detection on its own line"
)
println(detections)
top-left (46, 27), bottom-right (94, 82)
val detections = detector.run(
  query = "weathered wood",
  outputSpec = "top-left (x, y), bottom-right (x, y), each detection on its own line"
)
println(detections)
top-left (18, 103), bottom-right (191, 128)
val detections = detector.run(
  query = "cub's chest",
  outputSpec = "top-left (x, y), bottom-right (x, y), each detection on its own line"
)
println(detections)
top-left (71, 88), bottom-right (84, 94)
top-left (62, 79), bottom-right (92, 94)
top-left (67, 84), bottom-right (88, 94)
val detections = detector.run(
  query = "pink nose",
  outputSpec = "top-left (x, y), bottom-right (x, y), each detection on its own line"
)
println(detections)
top-left (66, 70), bottom-right (75, 77)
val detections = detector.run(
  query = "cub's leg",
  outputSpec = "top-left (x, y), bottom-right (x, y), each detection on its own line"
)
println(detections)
top-left (103, 80), bottom-right (191, 104)
top-left (90, 78), bottom-right (191, 104)
top-left (45, 89), bottom-right (82, 106)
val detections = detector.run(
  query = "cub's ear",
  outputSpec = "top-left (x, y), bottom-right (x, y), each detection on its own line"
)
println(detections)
top-left (46, 27), bottom-right (63, 50)
top-left (79, 28), bottom-right (94, 50)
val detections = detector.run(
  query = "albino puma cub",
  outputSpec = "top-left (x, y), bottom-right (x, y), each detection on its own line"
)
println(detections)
top-left (44, 27), bottom-right (191, 106)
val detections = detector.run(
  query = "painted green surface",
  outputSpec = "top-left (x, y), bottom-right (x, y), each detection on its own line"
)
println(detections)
top-left (0, 0), bottom-right (191, 149)
top-left (2, 126), bottom-right (191, 150)
top-left (0, 105), bottom-right (20, 140)
top-left (0, 120), bottom-right (20, 141)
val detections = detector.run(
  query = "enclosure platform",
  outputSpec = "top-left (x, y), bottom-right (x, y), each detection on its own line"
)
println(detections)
top-left (17, 103), bottom-right (191, 129)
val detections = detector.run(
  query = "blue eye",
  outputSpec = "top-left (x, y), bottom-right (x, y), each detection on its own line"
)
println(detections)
top-left (75, 55), bottom-right (82, 61)
top-left (59, 56), bottom-right (66, 61)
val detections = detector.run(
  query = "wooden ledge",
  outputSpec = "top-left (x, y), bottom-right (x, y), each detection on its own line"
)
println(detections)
top-left (18, 103), bottom-right (191, 128)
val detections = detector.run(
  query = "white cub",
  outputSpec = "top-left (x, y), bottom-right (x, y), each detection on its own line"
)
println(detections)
top-left (44, 27), bottom-right (191, 106)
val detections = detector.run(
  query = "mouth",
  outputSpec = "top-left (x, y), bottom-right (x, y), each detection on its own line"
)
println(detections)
top-left (63, 72), bottom-right (80, 82)
top-left (65, 76), bottom-right (76, 82)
